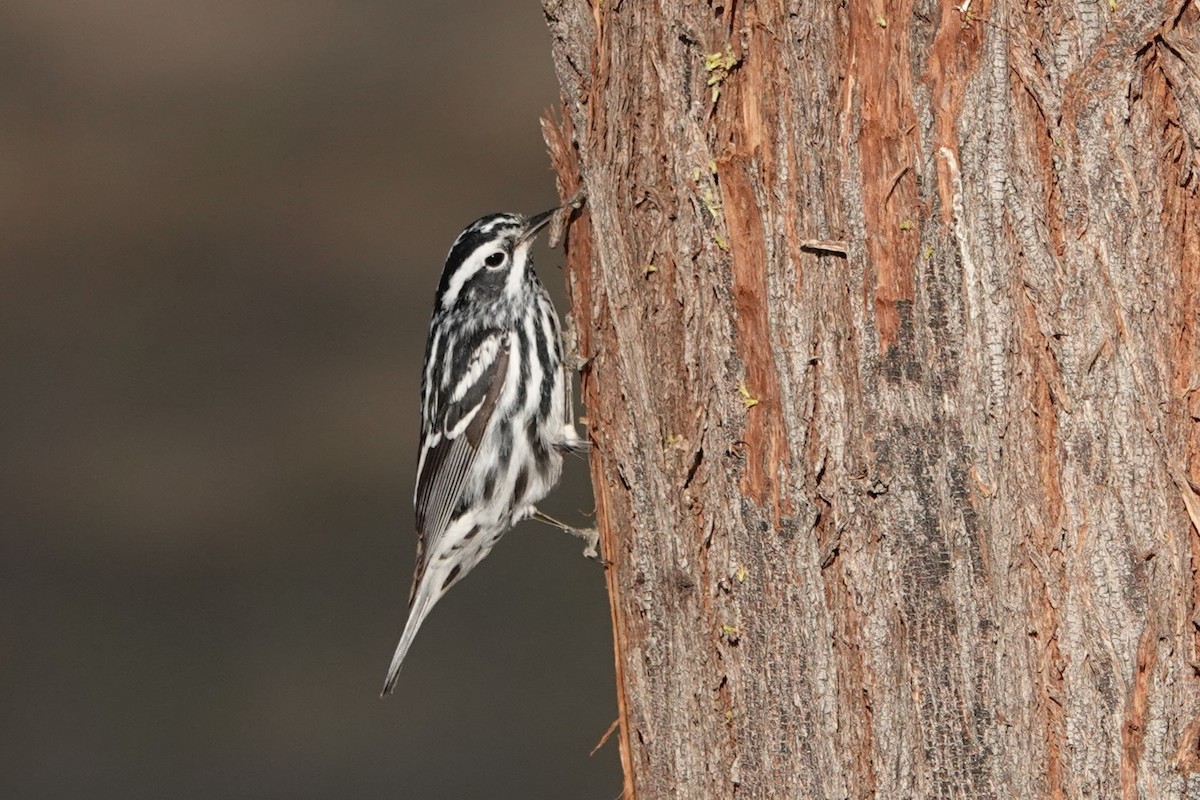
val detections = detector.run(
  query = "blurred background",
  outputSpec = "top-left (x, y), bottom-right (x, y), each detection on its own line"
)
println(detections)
top-left (0, 2), bottom-right (618, 797)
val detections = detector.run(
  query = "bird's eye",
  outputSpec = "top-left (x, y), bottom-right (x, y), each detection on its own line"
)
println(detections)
top-left (484, 251), bottom-right (506, 268)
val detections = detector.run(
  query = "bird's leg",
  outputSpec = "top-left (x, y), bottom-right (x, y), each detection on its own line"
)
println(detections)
top-left (531, 508), bottom-right (605, 564)
top-left (554, 434), bottom-right (591, 456)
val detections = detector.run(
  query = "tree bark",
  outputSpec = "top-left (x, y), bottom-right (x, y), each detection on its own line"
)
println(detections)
top-left (542, 0), bottom-right (1200, 797)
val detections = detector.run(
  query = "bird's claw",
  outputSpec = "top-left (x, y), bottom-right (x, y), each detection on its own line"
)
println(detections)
top-left (579, 527), bottom-right (600, 559)
top-left (577, 528), bottom-right (611, 567)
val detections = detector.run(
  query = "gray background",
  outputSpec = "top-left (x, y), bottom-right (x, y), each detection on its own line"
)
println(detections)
top-left (0, 2), bottom-right (619, 797)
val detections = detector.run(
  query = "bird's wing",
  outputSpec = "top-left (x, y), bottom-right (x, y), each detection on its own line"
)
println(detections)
top-left (410, 330), bottom-right (510, 596)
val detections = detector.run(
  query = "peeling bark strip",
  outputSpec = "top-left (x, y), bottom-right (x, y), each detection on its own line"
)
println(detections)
top-left (543, 0), bottom-right (1200, 797)
top-left (719, 157), bottom-right (788, 510)
top-left (846, 0), bottom-right (922, 351)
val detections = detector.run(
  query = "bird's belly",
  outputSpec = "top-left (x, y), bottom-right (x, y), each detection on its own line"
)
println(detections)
top-left (462, 431), bottom-right (562, 521)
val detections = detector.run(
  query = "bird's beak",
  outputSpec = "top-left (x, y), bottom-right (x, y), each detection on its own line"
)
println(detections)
top-left (518, 207), bottom-right (558, 245)
top-left (519, 190), bottom-right (585, 246)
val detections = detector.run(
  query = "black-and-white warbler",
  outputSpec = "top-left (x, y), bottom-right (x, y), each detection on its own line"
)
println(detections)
top-left (381, 202), bottom-right (594, 694)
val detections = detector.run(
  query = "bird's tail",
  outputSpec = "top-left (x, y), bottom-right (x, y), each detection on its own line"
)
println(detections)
top-left (380, 570), bottom-right (444, 696)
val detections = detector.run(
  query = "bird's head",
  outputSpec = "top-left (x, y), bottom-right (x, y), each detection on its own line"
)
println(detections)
top-left (435, 208), bottom-right (557, 310)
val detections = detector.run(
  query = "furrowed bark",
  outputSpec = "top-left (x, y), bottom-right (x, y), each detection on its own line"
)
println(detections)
top-left (543, 0), bottom-right (1200, 796)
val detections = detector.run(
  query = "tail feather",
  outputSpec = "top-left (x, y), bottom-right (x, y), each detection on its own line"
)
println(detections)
top-left (381, 534), bottom-right (498, 695)
top-left (380, 574), bottom-right (443, 696)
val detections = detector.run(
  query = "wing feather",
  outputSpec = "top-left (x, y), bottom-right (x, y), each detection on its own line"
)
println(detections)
top-left (411, 331), bottom-right (510, 585)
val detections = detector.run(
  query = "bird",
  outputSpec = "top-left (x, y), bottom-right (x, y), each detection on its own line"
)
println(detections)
top-left (381, 200), bottom-right (595, 695)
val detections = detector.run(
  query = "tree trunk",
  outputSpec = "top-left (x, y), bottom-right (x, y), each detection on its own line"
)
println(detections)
top-left (542, 0), bottom-right (1200, 796)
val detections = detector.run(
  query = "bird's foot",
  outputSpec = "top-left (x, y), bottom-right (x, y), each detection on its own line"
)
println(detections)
top-left (531, 509), bottom-right (609, 566)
